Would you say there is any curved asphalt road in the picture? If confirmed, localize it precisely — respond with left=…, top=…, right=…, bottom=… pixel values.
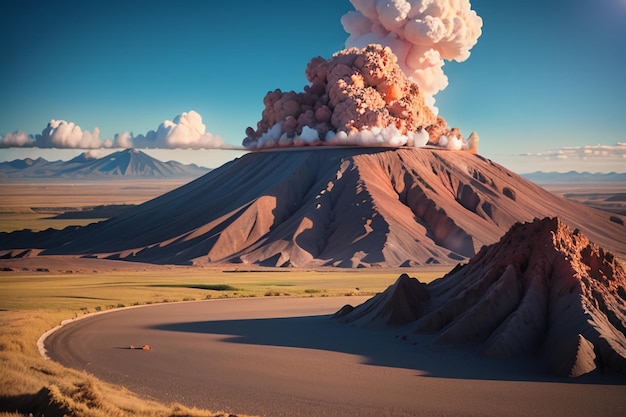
left=45, top=297, right=626, bottom=417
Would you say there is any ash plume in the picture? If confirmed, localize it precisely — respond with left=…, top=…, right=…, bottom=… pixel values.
left=243, top=1, right=482, bottom=151
left=342, top=0, right=483, bottom=111
left=243, top=45, right=474, bottom=150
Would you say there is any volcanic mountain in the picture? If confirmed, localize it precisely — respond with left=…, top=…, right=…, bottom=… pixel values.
left=1, top=148, right=625, bottom=266
left=336, top=217, right=626, bottom=377
left=0, top=148, right=209, bottom=179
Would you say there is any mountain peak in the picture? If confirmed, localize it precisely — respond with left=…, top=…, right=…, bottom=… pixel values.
left=117, top=148, right=141, bottom=155
left=334, top=273, right=430, bottom=326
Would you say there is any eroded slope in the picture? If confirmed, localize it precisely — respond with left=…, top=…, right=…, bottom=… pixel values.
left=1, top=148, right=624, bottom=267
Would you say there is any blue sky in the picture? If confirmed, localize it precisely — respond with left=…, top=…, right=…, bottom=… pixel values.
left=1, top=0, right=625, bottom=172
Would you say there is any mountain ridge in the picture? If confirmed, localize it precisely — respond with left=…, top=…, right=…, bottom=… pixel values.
left=0, top=149, right=209, bottom=179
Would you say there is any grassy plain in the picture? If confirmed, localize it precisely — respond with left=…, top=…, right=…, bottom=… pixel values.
left=0, top=260, right=448, bottom=417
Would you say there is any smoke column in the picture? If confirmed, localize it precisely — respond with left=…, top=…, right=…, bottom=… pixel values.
left=342, top=0, right=483, bottom=111
left=243, top=1, right=482, bottom=150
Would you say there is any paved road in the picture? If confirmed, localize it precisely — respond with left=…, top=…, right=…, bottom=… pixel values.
left=46, top=297, right=626, bottom=417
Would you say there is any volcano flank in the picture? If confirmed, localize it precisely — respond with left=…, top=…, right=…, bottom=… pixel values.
left=1, top=147, right=625, bottom=267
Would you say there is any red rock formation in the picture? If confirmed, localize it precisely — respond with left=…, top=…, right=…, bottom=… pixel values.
left=335, top=273, right=430, bottom=326
left=337, top=217, right=626, bottom=377
left=243, top=45, right=469, bottom=149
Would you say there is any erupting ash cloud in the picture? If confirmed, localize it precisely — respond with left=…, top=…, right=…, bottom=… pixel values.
left=342, top=0, right=483, bottom=111
left=244, top=44, right=477, bottom=151
left=243, top=1, right=482, bottom=151
left=244, top=44, right=435, bottom=149
left=0, top=111, right=224, bottom=150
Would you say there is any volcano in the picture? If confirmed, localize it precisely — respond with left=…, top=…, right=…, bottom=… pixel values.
left=336, top=217, right=626, bottom=377
left=1, top=147, right=625, bottom=267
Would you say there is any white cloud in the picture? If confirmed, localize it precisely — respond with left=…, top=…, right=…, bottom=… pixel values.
left=0, top=131, right=34, bottom=148
left=120, top=111, right=225, bottom=149
left=34, top=120, right=103, bottom=149
left=112, top=131, right=133, bottom=148
left=83, top=149, right=110, bottom=159
left=252, top=124, right=454, bottom=149
left=494, top=143, right=626, bottom=173
left=521, top=143, right=626, bottom=161
left=0, top=110, right=225, bottom=150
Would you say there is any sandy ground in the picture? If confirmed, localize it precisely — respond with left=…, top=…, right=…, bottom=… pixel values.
left=45, top=297, right=626, bottom=417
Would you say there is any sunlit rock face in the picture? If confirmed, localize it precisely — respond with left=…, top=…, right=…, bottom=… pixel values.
left=243, top=45, right=468, bottom=150
left=337, top=217, right=626, bottom=377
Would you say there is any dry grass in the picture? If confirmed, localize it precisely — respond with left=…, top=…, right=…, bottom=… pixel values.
left=0, top=309, right=247, bottom=417
left=0, top=262, right=448, bottom=417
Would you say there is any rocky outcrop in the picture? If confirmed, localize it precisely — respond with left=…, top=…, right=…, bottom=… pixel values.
left=337, top=217, right=626, bottom=377
left=334, top=273, right=430, bottom=326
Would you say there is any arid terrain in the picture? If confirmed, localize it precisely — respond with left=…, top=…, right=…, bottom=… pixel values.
left=1, top=175, right=624, bottom=236
left=0, top=154, right=625, bottom=417
left=2, top=0, right=623, bottom=415
left=44, top=295, right=626, bottom=417
left=0, top=260, right=442, bottom=417
left=338, top=217, right=626, bottom=377
left=2, top=149, right=625, bottom=267
left=539, top=182, right=626, bottom=216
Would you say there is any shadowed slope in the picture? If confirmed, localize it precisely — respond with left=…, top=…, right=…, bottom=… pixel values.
left=335, top=273, right=431, bottom=326
left=337, top=217, right=626, bottom=377
left=1, top=148, right=624, bottom=267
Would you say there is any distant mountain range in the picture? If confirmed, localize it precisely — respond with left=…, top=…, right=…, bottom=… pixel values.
left=522, top=171, right=626, bottom=183
left=0, top=149, right=210, bottom=179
